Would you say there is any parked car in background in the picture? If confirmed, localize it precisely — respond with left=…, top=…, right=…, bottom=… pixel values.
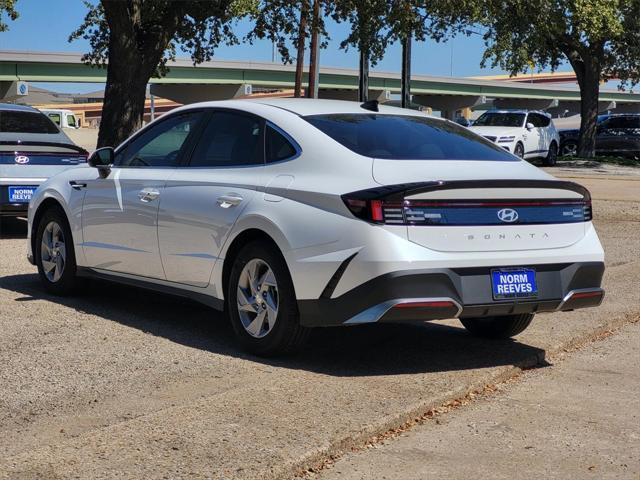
left=40, top=108, right=81, bottom=130
left=559, top=113, right=640, bottom=158
left=0, top=103, right=88, bottom=217
left=469, top=110, right=560, bottom=166
left=27, top=99, right=604, bottom=356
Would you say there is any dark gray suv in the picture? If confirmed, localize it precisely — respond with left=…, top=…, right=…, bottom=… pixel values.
left=559, top=114, right=640, bottom=158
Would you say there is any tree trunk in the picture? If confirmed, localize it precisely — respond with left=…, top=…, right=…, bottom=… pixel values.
left=307, top=0, right=320, bottom=99
left=97, top=0, right=182, bottom=148
left=294, top=1, right=309, bottom=98
left=576, top=69, right=600, bottom=157
left=97, top=50, right=150, bottom=148
left=570, top=52, right=601, bottom=158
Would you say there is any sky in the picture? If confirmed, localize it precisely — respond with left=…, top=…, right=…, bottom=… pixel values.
left=0, top=0, right=547, bottom=94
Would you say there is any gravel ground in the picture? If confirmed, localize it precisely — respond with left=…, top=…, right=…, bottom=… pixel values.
left=0, top=170, right=638, bottom=479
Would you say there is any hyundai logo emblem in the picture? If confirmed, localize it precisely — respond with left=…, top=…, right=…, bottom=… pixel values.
left=497, top=208, right=519, bottom=223
left=14, top=155, right=30, bottom=164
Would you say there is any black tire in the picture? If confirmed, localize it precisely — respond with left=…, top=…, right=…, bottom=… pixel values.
left=459, top=313, right=534, bottom=339
left=560, top=140, right=578, bottom=157
left=227, top=240, right=310, bottom=356
left=543, top=142, right=558, bottom=166
left=514, top=142, right=525, bottom=158
left=34, top=206, right=78, bottom=295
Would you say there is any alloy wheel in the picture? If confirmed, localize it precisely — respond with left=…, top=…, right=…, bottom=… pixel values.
left=515, top=143, right=524, bottom=158
left=41, top=221, right=66, bottom=282
left=236, top=258, right=279, bottom=338
left=561, top=142, right=577, bottom=156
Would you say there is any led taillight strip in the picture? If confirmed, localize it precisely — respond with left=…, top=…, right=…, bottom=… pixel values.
left=342, top=180, right=594, bottom=226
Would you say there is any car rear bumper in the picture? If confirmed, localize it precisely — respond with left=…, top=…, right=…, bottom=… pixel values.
left=297, top=261, right=605, bottom=327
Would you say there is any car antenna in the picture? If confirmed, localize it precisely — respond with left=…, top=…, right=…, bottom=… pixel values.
left=360, top=100, right=379, bottom=112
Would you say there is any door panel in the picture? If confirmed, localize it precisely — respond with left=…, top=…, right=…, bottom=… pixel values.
left=80, top=110, right=205, bottom=279
left=158, top=110, right=265, bottom=288
left=158, top=170, right=260, bottom=286
left=81, top=168, right=169, bottom=278
left=523, top=114, right=544, bottom=156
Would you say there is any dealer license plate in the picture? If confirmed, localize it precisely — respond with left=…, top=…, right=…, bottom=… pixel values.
left=8, top=186, right=36, bottom=203
left=491, top=268, right=537, bottom=300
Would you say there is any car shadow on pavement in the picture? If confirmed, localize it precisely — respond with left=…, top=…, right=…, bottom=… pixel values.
left=0, top=273, right=548, bottom=377
left=0, top=218, right=28, bottom=239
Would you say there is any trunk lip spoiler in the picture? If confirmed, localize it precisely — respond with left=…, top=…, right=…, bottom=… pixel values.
left=343, top=179, right=591, bottom=203
left=0, top=140, right=88, bottom=155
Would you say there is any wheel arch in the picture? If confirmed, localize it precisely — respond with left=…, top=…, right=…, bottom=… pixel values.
left=31, top=197, right=67, bottom=260
left=220, top=228, right=293, bottom=305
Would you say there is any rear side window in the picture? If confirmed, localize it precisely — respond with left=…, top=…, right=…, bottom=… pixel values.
left=305, top=114, right=517, bottom=161
left=0, top=111, right=59, bottom=134
left=190, top=111, right=263, bottom=167
left=528, top=113, right=550, bottom=128
left=266, top=124, right=297, bottom=162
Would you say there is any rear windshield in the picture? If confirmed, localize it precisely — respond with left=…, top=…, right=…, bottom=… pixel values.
left=304, top=114, right=517, bottom=161
left=0, top=110, right=60, bottom=134
left=473, top=112, right=526, bottom=127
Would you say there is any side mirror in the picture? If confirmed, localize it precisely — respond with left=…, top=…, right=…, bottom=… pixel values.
left=88, top=147, right=114, bottom=177
left=88, top=147, right=114, bottom=168
left=526, top=122, right=535, bottom=130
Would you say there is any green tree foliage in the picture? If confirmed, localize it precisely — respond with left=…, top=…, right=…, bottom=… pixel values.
left=70, top=0, right=253, bottom=147
left=0, top=0, right=18, bottom=32
left=478, top=0, right=640, bottom=157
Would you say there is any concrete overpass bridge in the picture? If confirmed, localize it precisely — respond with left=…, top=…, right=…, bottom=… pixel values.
left=1, top=50, right=638, bottom=118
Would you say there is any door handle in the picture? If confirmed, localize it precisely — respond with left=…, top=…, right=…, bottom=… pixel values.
left=69, top=181, right=87, bottom=190
left=217, top=194, right=243, bottom=208
left=138, top=188, right=160, bottom=203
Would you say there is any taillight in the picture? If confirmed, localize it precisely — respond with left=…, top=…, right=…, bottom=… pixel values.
left=342, top=182, right=593, bottom=226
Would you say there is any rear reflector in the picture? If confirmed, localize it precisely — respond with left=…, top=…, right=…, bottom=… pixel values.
left=394, top=300, right=456, bottom=309
left=558, top=288, right=604, bottom=311
left=569, top=290, right=603, bottom=300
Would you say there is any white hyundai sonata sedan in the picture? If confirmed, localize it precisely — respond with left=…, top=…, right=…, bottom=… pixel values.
left=27, top=99, right=605, bottom=355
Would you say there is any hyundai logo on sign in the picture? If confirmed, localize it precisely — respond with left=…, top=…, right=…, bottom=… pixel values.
left=497, top=208, right=519, bottom=223
left=14, top=155, right=30, bottom=164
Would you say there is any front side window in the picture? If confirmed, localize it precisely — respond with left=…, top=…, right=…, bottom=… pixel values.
left=189, top=111, right=263, bottom=167
left=67, top=115, right=77, bottom=128
left=0, top=111, right=59, bottom=134
left=473, top=112, right=526, bottom=127
left=47, top=113, right=62, bottom=126
left=118, top=112, right=202, bottom=167
left=266, top=124, right=298, bottom=162
left=305, top=114, right=517, bottom=161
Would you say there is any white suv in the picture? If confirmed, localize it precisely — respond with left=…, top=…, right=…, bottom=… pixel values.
left=469, top=110, right=560, bottom=166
